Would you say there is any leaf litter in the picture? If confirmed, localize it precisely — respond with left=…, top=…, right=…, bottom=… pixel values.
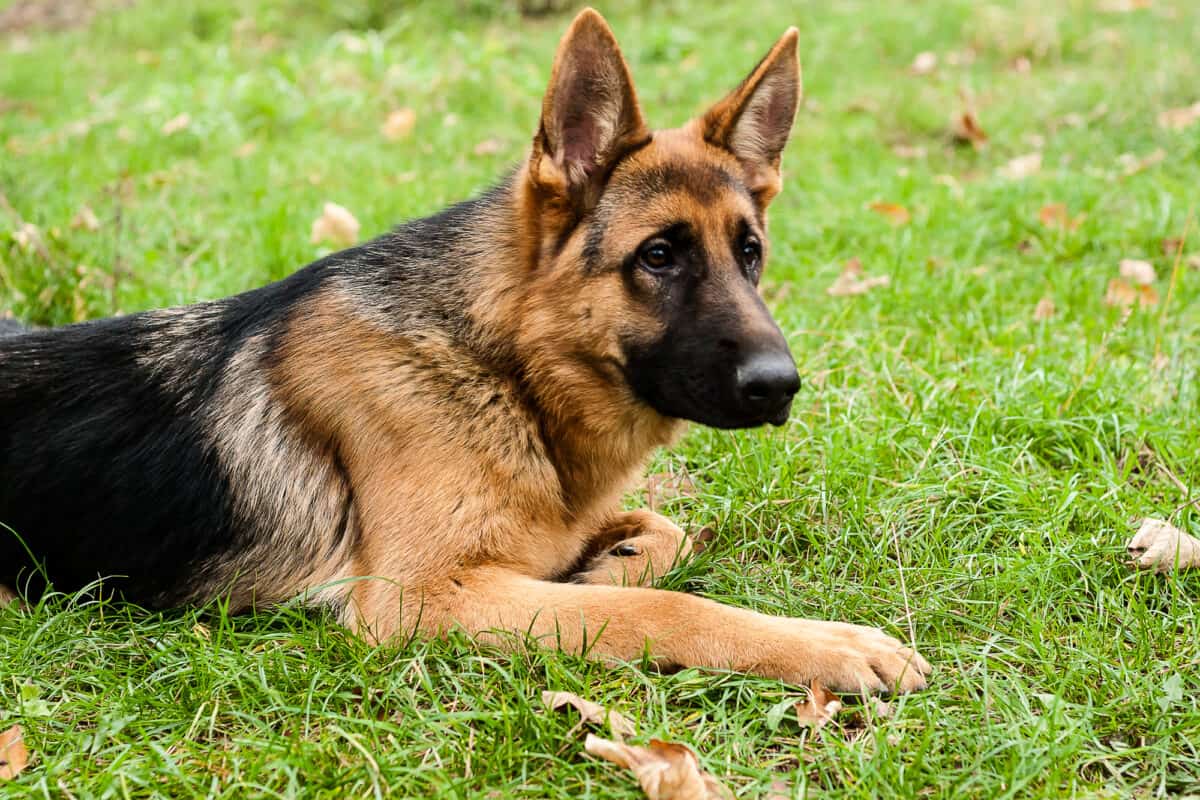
left=0, top=725, right=28, bottom=780
left=827, top=257, right=890, bottom=297
left=585, top=735, right=733, bottom=800
left=542, top=691, right=636, bottom=741
left=310, top=202, right=360, bottom=247
left=1128, top=518, right=1200, bottom=572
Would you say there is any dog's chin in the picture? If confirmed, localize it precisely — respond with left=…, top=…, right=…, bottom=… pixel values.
left=646, top=398, right=794, bottom=430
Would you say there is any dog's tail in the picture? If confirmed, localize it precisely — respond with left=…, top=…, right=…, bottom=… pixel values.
left=0, top=318, right=28, bottom=337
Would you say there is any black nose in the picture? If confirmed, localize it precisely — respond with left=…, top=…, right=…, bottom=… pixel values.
left=735, top=350, right=800, bottom=424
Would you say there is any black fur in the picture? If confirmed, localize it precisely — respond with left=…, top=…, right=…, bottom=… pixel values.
left=0, top=184, right=513, bottom=605
left=0, top=262, right=330, bottom=603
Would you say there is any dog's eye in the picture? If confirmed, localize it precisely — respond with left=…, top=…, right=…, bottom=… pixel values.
left=741, top=238, right=762, bottom=269
left=613, top=543, right=640, bottom=557
left=638, top=240, right=674, bottom=273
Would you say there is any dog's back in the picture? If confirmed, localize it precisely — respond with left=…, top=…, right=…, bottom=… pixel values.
left=0, top=260, right=346, bottom=606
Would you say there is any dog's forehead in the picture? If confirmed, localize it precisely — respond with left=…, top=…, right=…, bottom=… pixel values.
left=586, top=130, right=760, bottom=251
left=609, top=129, right=752, bottom=205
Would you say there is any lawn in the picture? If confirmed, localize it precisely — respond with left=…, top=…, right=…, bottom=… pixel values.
left=2, top=0, right=1200, bottom=796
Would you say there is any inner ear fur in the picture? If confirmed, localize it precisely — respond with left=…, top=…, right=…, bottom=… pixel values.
left=528, top=8, right=650, bottom=212
left=698, top=28, right=802, bottom=205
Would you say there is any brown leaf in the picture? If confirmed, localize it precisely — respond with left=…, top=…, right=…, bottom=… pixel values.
left=473, top=138, right=505, bottom=156
left=999, top=152, right=1042, bottom=180
left=1118, top=148, right=1165, bottom=176
left=1127, top=517, right=1200, bottom=572
left=764, top=779, right=793, bottom=800
left=70, top=204, right=100, bottom=232
left=827, top=258, right=891, bottom=297
left=0, top=725, right=28, bottom=780
left=1099, top=0, right=1152, bottom=11
left=585, top=734, right=733, bottom=800
left=160, top=113, right=190, bottom=135
left=868, top=201, right=911, bottom=225
left=1157, top=101, right=1200, bottom=131
left=951, top=95, right=989, bottom=150
left=1104, top=278, right=1157, bottom=308
left=310, top=202, right=360, bottom=247
left=892, top=143, right=926, bottom=159
left=381, top=108, right=416, bottom=141
left=542, top=691, right=637, bottom=741
left=12, top=222, right=42, bottom=253
left=1118, top=258, right=1156, bottom=286
left=1033, top=296, right=1056, bottom=320
left=1161, top=237, right=1185, bottom=258
left=909, top=51, right=937, bottom=76
left=645, top=471, right=697, bottom=513
left=1038, top=203, right=1084, bottom=231
left=794, top=680, right=843, bottom=730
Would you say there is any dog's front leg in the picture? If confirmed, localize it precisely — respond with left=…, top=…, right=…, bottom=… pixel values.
left=416, top=567, right=930, bottom=694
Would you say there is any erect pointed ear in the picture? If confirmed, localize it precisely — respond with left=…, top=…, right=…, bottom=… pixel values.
left=529, top=8, right=649, bottom=211
left=698, top=28, right=801, bottom=206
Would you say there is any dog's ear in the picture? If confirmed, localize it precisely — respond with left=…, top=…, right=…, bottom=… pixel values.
left=698, top=28, right=801, bottom=206
left=529, top=8, right=649, bottom=212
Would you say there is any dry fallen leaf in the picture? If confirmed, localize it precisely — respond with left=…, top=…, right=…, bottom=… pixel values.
left=951, top=94, right=989, bottom=150
left=234, top=141, right=258, bottom=158
left=765, top=779, right=793, bottom=800
left=473, top=138, right=505, bottom=157
left=70, top=204, right=100, bottom=232
left=910, top=51, right=937, bottom=76
left=1119, top=258, right=1156, bottom=286
left=1128, top=518, right=1200, bottom=572
left=645, top=471, right=697, bottom=513
left=12, top=222, right=41, bottom=252
left=892, top=143, right=926, bottom=159
left=585, top=734, right=733, bottom=800
left=0, top=725, right=28, bottom=780
left=794, top=680, right=843, bottom=731
left=160, top=113, right=190, bottom=135
left=827, top=257, right=891, bottom=297
left=542, top=691, right=637, bottom=741
left=868, top=201, right=911, bottom=225
left=1118, top=148, right=1166, bottom=176
left=381, top=108, right=416, bottom=141
left=310, top=202, right=360, bottom=248
left=999, top=152, right=1042, bottom=180
left=1033, top=296, right=1056, bottom=320
left=1158, top=101, right=1200, bottom=131
left=1099, top=0, right=1152, bottom=11
left=1105, top=278, right=1158, bottom=308
left=1038, top=203, right=1084, bottom=231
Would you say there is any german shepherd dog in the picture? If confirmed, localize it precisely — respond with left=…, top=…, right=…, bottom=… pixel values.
left=1, top=10, right=929, bottom=694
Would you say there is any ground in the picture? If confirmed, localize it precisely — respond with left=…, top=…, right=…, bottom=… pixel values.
left=2, top=0, right=1199, bottom=797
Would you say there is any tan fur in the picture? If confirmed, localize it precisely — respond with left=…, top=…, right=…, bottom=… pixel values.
left=238, top=9, right=928, bottom=693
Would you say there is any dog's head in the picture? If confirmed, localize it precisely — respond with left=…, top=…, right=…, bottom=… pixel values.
left=517, top=9, right=801, bottom=430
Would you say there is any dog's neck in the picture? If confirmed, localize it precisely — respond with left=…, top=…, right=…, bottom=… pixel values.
left=452, top=166, right=683, bottom=519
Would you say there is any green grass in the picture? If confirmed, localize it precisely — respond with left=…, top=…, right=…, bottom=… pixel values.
left=3, top=0, right=1200, bottom=796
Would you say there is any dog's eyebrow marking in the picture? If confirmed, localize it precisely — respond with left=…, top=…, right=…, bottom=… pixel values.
left=624, top=162, right=739, bottom=204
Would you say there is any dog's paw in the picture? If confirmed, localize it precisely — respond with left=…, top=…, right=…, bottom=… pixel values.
left=572, top=511, right=704, bottom=587
left=773, top=619, right=931, bottom=695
